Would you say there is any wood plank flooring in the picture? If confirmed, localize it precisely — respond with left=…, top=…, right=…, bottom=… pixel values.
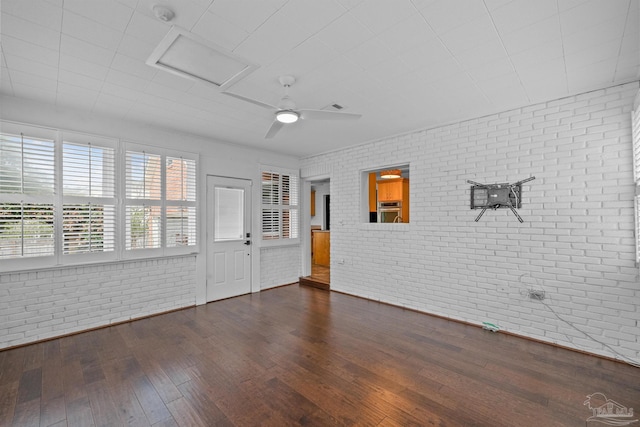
left=1, top=284, right=639, bottom=426
left=299, top=264, right=330, bottom=290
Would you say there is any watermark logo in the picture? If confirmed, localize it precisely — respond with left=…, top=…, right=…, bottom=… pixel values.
left=584, top=392, right=637, bottom=426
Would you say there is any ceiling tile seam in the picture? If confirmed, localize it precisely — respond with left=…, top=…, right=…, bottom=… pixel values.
left=55, top=4, right=66, bottom=106
left=95, top=9, right=156, bottom=116
left=1, top=8, right=62, bottom=34
left=276, top=23, right=349, bottom=71
left=189, top=0, right=217, bottom=33
left=1, top=47, right=15, bottom=96
left=2, top=13, right=61, bottom=58
left=54, top=2, right=64, bottom=106
left=56, top=34, right=116, bottom=69
left=612, top=0, right=634, bottom=84
left=235, top=2, right=350, bottom=68
left=477, top=0, right=531, bottom=105
left=230, top=0, right=293, bottom=55
left=61, top=1, right=135, bottom=32
left=556, top=0, right=570, bottom=95
left=409, top=0, right=494, bottom=106
left=61, top=9, right=126, bottom=51
left=203, top=11, right=254, bottom=55
left=1, top=35, right=55, bottom=70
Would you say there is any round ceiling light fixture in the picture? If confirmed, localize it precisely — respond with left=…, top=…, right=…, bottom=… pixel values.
left=276, top=110, right=299, bottom=124
left=380, top=169, right=402, bottom=179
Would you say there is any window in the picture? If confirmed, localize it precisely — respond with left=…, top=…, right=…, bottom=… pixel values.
left=0, top=121, right=198, bottom=271
left=62, top=134, right=116, bottom=255
left=214, top=187, right=244, bottom=241
left=125, top=150, right=162, bottom=250
left=0, top=129, right=56, bottom=259
left=261, top=169, right=299, bottom=243
left=363, top=165, right=410, bottom=224
left=125, top=146, right=197, bottom=252
left=165, top=156, right=197, bottom=247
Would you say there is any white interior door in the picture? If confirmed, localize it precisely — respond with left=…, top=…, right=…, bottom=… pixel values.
left=206, top=176, right=252, bottom=302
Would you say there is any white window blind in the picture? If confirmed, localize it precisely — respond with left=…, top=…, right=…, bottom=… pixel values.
left=63, top=142, right=115, bottom=197
left=632, top=104, right=640, bottom=262
left=125, top=149, right=198, bottom=251
left=0, top=132, right=56, bottom=259
left=126, top=150, right=163, bottom=250
left=62, top=139, right=116, bottom=254
left=166, top=156, right=196, bottom=247
left=63, top=204, right=115, bottom=253
left=282, top=173, right=299, bottom=239
left=0, top=122, right=199, bottom=270
left=126, top=151, right=162, bottom=200
left=0, top=132, right=55, bottom=195
left=125, top=205, right=162, bottom=249
left=0, top=203, right=55, bottom=258
left=261, top=169, right=299, bottom=242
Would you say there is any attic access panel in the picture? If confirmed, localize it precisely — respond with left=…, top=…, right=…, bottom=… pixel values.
left=146, top=26, right=258, bottom=90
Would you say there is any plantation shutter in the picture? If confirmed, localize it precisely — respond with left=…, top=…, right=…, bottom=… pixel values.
left=62, top=138, right=116, bottom=254
left=1, top=121, right=200, bottom=269
left=632, top=103, right=640, bottom=262
left=166, top=156, right=197, bottom=247
left=262, top=172, right=280, bottom=240
left=0, top=132, right=56, bottom=258
left=261, top=169, right=299, bottom=242
left=125, top=150, right=163, bottom=250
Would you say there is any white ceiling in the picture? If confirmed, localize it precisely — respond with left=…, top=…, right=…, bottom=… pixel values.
left=1, top=0, right=638, bottom=157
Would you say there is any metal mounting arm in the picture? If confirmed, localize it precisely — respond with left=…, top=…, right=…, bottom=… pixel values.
left=468, top=176, right=535, bottom=223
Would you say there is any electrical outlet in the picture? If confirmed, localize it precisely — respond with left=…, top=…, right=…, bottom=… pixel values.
left=528, top=290, right=545, bottom=300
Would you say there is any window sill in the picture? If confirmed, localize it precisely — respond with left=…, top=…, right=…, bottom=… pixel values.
left=259, top=239, right=300, bottom=249
left=359, top=222, right=411, bottom=231
left=0, top=251, right=199, bottom=274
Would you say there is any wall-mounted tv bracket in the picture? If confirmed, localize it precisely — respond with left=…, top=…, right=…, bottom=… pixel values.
left=467, top=176, right=535, bottom=223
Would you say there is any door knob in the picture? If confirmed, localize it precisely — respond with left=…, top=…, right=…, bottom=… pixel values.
left=244, top=240, right=251, bottom=245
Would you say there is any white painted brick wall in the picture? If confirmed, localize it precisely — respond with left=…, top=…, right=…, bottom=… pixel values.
left=0, top=255, right=196, bottom=349
left=301, top=82, right=640, bottom=363
left=260, top=246, right=300, bottom=289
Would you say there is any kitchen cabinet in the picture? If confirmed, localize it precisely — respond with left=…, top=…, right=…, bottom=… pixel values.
left=377, top=178, right=408, bottom=202
left=312, top=230, right=330, bottom=266
left=377, top=178, right=410, bottom=223
left=311, top=190, right=316, bottom=216
left=377, top=178, right=409, bottom=202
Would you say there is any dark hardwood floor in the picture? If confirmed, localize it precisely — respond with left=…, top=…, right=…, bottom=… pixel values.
left=300, top=264, right=330, bottom=290
left=1, top=284, right=639, bottom=426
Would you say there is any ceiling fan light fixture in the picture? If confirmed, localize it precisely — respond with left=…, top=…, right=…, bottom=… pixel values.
left=276, top=110, right=299, bottom=124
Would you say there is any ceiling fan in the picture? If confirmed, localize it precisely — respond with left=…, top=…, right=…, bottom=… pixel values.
left=223, top=75, right=362, bottom=138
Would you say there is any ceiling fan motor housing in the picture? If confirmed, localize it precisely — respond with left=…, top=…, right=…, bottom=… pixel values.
left=278, top=95, right=296, bottom=110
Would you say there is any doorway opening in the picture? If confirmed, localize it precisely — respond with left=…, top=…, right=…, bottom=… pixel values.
left=300, top=179, right=330, bottom=290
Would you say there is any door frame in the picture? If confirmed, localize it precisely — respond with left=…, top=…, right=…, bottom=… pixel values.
left=206, top=174, right=257, bottom=301
left=301, top=174, right=330, bottom=278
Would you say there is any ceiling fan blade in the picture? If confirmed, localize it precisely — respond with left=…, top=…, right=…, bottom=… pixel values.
left=299, top=109, right=362, bottom=121
left=265, top=120, right=284, bottom=139
left=222, top=91, right=278, bottom=110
